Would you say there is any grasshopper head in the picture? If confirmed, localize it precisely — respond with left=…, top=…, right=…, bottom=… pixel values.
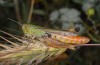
left=22, top=24, right=47, bottom=37
left=22, top=24, right=34, bottom=37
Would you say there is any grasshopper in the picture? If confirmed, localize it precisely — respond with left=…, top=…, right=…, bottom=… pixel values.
left=7, top=18, right=90, bottom=48
left=22, top=23, right=90, bottom=48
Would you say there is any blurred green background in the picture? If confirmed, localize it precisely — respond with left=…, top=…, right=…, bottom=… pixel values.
left=0, top=0, right=100, bottom=65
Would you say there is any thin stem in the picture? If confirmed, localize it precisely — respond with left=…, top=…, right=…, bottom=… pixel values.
left=27, top=0, right=34, bottom=23
left=76, top=44, right=100, bottom=47
left=80, top=20, right=95, bottom=33
left=87, top=17, right=99, bottom=34
left=87, top=31, right=100, bottom=43
left=13, top=0, right=22, bottom=22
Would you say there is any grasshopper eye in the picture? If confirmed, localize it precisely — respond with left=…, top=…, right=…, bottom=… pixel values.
left=75, top=27, right=80, bottom=32
left=45, top=33, right=51, bottom=37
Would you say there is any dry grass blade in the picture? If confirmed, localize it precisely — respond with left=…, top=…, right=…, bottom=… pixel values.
left=0, top=35, right=19, bottom=46
left=0, top=30, right=67, bottom=65
left=0, top=30, right=23, bottom=42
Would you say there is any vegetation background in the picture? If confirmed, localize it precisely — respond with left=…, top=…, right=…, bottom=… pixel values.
left=0, top=0, right=100, bottom=65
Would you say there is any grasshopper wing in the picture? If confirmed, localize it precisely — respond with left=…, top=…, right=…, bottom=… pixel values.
left=44, top=38, right=75, bottom=49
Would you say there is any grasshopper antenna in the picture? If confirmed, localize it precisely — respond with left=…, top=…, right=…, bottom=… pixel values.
left=7, top=18, right=22, bottom=26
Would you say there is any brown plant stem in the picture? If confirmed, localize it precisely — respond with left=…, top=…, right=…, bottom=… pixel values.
left=13, top=0, right=22, bottom=22
left=27, top=0, right=34, bottom=23
left=76, top=44, right=100, bottom=47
